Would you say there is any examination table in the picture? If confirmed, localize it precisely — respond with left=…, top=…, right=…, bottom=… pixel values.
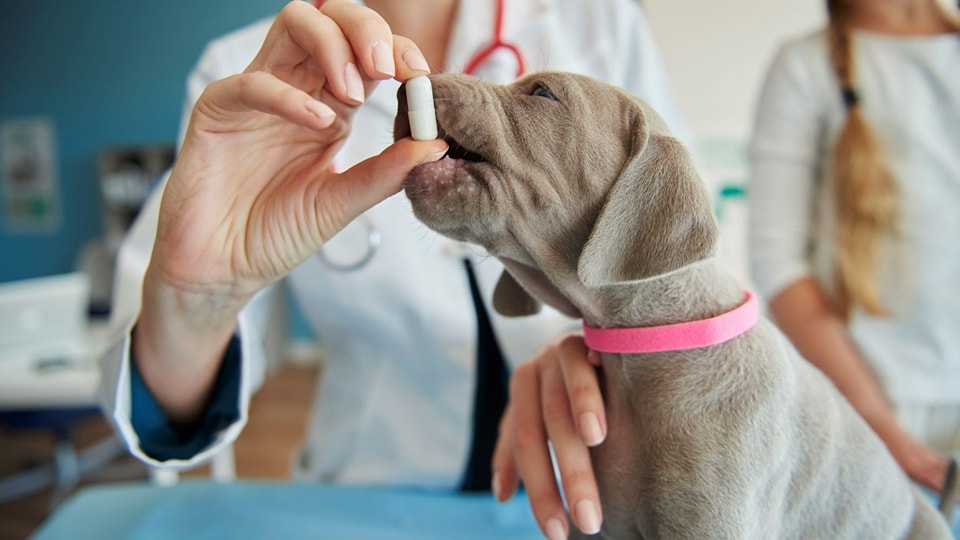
left=33, top=480, right=542, bottom=539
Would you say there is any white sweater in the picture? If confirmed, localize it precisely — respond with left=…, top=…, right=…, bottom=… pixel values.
left=748, top=29, right=960, bottom=406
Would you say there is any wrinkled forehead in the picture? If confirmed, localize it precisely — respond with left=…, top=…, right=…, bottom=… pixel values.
left=508, top=72, right=667, bottom=137
left=508, top=71, right=624, bottom=103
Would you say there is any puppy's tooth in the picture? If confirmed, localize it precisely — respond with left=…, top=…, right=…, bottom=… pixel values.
left=405, top=76, right=438, bottom=141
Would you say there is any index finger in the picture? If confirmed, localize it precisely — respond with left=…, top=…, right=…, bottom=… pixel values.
left=254, top=1, right=429, bottom=108
left=390, top=35, right=433, bottom=81
left=557, top=335, right=607, bottom=447
left=252, top=2, right=365, bottom=104
left=509, top=361, right=570, bottom=540
left=320, top=1, right=432, bottom=81
left=320, top=0, right=398, bottom=78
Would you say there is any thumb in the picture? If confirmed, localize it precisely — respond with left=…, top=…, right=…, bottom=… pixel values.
left=318, top=137, right=448, bottom=237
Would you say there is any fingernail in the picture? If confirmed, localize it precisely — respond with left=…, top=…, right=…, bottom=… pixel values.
left=402, top=48, right=431, bottom=73
left=580, top=412, right=605, bottom=446
left=575, top=500, right=602, bottom=535
left=344, top=62, right=365, bottom=103
left=587, top=350, right=602, bottom=366
left=544, top=517, right=566, bottom=540
left=491, top=472, right=502, bottom=501
left=371, top=40, right=395, bottom=77
left=305, top=99, right=335, bottom=126
left=418, top=142, right=448, bottom=164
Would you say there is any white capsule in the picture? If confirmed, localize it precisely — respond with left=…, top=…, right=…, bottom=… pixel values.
left=405, top=75, right=438, bottom=141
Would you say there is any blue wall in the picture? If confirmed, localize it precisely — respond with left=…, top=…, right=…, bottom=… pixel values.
left=0, top=0, right=286, bottom=283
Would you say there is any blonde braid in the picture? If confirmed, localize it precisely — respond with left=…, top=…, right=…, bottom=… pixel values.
left=826, top=0, right=899, bottom=319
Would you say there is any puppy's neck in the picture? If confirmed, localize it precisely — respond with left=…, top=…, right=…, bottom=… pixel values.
left=573, top=258, right=745, bottom=329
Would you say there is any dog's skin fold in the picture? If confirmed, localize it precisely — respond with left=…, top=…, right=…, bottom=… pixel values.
left=396, top=72, right=952, bottom=539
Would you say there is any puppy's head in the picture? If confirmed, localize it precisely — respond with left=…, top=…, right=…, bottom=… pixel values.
left=395, top=72, right=717, bottom=319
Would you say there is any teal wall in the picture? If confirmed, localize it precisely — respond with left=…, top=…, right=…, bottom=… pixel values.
left=0, top=0, right=286, bottom=283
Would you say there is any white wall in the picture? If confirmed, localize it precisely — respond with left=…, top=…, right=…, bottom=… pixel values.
left=644, top=0, right=825, bottom=141
left=643, top=0, right=825, bottom=286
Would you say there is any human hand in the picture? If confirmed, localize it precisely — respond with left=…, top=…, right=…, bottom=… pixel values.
left=875, top=419, right=952, bottom=495
left=150, top=0, right=448, bottom=307
left=492, top=333, right=606, bottom=539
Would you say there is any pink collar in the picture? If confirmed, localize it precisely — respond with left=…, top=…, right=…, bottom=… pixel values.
left=582, top=291, right=759, bottom=354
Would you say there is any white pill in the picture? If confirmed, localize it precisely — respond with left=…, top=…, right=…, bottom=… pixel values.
left=405, top=76, right=438, bottom=141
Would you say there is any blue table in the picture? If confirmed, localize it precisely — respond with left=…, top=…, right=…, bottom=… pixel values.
left=33, top=481, right=543, bottom=539
left=35, top=479, right=959, bottom=538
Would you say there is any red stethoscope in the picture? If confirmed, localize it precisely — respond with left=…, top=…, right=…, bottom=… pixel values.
left=314, top=0, right=526, bottom=78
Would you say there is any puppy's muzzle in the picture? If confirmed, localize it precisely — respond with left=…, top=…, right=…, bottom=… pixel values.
left=394, top=80, right=486, bottom=163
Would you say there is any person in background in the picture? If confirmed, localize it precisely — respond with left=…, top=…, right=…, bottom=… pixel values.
left=748, top=0, right=960, bottom=530
left=97, top=1, right=688, bottom=538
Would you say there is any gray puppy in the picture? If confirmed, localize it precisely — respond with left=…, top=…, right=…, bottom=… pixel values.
left=395, top=72, right=952, bottom=539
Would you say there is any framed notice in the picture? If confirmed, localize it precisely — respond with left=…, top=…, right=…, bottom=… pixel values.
left=1, top=117, right=61, bottom=232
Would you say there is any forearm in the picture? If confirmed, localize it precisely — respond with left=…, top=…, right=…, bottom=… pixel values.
left=768, top=277, right=898, bottom=432
left=133, top=266, right=246, bottom=425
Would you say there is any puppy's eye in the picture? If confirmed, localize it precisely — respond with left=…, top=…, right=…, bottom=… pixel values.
left=530, top=84, right=558, bottom=101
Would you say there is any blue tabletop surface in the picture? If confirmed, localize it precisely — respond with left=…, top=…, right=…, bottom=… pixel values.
left=33, top=480, right=543, bottom=540
left=33, top=479, right=960, bottom=538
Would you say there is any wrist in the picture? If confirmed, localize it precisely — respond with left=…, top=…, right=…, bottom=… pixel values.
left=141, top=265, right=251, bottom=334
left=858, top=403, right=901, bottom=439
left=136, top=264, right=247, bottom=376
left=134, top=268, right=247, bottom=422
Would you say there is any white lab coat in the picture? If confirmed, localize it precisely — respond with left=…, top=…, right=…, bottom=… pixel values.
left=99, top=0, right=688, bottom=488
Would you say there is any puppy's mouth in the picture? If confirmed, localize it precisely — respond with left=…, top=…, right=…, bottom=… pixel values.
left=394, top=108, right=487, bottom=165
left=395, top=78, right=501, bottom=242
left=437, top=128, right=486, bottom=163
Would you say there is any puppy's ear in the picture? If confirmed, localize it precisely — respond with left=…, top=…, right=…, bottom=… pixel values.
left=578, top=120, right=717, bottom=286
left=494, top=260, right=582, bottom=319
left=493, top=271, right=541, bottom=317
